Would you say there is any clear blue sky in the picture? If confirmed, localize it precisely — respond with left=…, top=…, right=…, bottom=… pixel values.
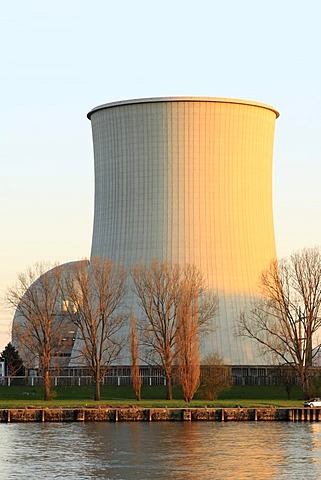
left=1, top=0, right=321, bottom=349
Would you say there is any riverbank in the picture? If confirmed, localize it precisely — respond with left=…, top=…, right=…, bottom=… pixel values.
left=0, top=406, right=319, bottom=422
left=0, top=385, right=305, bottom=409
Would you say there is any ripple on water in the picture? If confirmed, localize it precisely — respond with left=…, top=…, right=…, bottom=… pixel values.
left=1, top=422, right=321, bottom=479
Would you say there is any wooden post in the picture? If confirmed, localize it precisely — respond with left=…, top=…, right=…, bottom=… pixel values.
left=76, top=409, right=85, bottom=421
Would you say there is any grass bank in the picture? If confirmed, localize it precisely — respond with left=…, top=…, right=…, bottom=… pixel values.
left=0, top=385, right=305, bottom=409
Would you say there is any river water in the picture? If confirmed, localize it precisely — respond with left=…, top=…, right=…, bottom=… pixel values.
left=0, top=421, right=320, bottom=479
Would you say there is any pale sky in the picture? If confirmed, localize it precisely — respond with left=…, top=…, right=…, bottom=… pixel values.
left=1, top=0, right=321, bottom=350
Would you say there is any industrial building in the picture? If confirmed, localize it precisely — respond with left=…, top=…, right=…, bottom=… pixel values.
left=13, top=97, right=279, bottom=366
left=87, top=97, right=279, bottom=364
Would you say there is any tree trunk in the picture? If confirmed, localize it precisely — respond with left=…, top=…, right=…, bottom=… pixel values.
left=94, top=368, right=101, bottom=401
left=303, top=368, right=312, bottom=398
left=302, top=379, right=310, bottom=398
left=298, top=364, right=311, bottom=398
left=306, top=324, right=313, bottom=368
left=166, top=374, right=172, bottom=400
left=44, top=369, right=51, bottom=401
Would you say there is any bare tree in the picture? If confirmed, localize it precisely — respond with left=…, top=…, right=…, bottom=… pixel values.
left=175, top=278, right=201, bottom=402
left=237, top=247, right=321, bottom=397
left=130, top=314, right=142, bottom=401
left=131, top=260, right=218, bottom=400
left=8, top=263, right=64, bottom=400
left=63, top=257, right=127, bottom=401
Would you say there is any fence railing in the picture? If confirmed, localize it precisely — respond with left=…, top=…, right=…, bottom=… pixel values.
left=0, top=364, right=303, bottom=387
left=0, top=375, right=167, bottom=387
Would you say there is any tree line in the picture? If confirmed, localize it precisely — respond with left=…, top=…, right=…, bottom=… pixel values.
left=7, top=258, right=219, bottom=402
left=8, top=247, right=321, bottom=402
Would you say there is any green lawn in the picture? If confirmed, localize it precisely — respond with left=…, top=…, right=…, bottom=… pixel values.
left=0, top=385, right=305, bottom=409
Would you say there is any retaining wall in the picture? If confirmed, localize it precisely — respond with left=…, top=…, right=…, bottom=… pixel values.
left=0, top=407, right=320, bottom=423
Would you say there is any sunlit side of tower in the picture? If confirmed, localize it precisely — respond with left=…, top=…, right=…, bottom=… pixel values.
left=87, top=97, right=279, bottom=364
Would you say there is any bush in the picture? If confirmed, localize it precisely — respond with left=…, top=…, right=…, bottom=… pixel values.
left=200, top=354, right=232, bottom=400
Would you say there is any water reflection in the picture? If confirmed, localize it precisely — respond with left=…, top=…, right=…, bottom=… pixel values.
left=1, top=422, right=321, bottom=479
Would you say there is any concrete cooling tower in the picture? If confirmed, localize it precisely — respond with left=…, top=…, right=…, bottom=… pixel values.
left=87, top=97, right=279, bottom=365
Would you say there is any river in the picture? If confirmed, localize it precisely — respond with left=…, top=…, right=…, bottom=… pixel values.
left=0, top=422, right=320, bottom=479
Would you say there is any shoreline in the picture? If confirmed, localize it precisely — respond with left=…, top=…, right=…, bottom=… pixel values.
left=0, top=407, right=319, bottom=423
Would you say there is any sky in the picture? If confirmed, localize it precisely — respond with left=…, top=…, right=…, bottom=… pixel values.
left=1, top=0, right=321, bottom=350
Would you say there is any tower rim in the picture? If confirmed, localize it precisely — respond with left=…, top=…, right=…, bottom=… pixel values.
left=87, top=96, right=279, bottom=120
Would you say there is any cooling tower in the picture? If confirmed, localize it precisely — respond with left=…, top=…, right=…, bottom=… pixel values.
left=87, top=97, right=279, bottom=364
